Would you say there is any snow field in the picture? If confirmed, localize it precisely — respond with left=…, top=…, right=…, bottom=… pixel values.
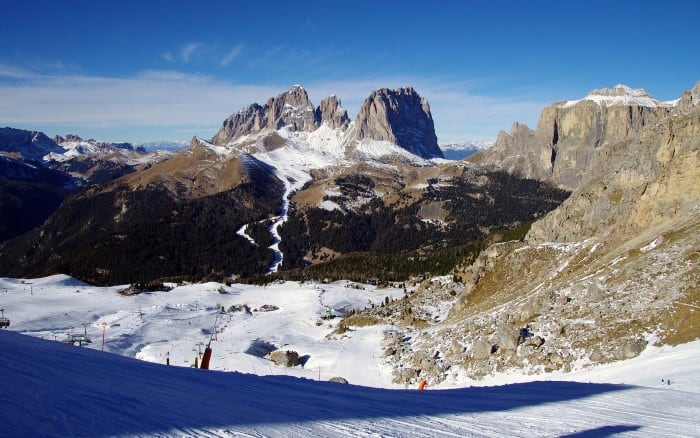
left=1, top=274, right=699, bottom=436
left=1, top=275, right=406, bottom=387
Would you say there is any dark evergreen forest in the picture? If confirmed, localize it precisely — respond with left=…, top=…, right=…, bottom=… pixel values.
left=278, top=169, right=568, bottom=281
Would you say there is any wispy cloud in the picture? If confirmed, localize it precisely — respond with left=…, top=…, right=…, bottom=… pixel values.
left=221, top=43, right=245, bottom=66
left=0, top=63, right=38, bottom=79
left=248, top=45, right=285, bottom=68
left=180, top=42, right=201, bottom=63
left=0, top=64, right=547, bottom=143
left=0, top=68, right=281, bottom=141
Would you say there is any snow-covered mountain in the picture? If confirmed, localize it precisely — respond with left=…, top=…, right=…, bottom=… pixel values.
left=136, top=140, right=189, bottom=152
left=561, top=84, right=678, bottom=108
left=50, top=134, right=148, bottom=162
left=440, top=140, right=494, bottom=160
left=0, top=128, right=175, bottom=243
left=1, top=275, right=698, bottom=437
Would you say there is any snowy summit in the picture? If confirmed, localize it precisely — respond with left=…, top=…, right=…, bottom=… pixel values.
left=562, top=84, right=678, bottom=108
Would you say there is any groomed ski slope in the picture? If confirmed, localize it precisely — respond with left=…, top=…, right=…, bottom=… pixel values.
left=0, top=274, right=698, bottom=436
left=1, top=330, right=698, bottom=437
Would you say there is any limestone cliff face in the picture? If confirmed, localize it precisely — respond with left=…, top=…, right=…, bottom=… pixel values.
left=527, top=103, right=700, bottom=244
left=538, top=97, right=671, bottom=189
left=315, top=95, right=350, bottom=130
left=211, top=85, right=318, bottom=145
left=354, top=87, right=443, bottom=159
left=676, top=80, right=700, bottom=113
left=469, top=122, right=551, bottom=181
left=472, top=85, right=676, bottom=190
left=211, top=103, right=267, bottom=145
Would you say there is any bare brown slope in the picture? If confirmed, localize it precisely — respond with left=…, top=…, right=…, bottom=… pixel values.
left=121, top=138, right=248, bottom=198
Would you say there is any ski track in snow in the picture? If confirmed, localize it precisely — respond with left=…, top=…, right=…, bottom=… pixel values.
left=266, top=169, right=299, bottom=273
left=236, top=224, right=257, bottom=247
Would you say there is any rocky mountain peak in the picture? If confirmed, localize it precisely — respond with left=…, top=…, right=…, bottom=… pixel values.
left=276, top=84, right=312, bottom=109
left=265, top=85, right=318, bottom=132
left=0, top=127, right=64, bottom=161
left=315, top=95, right=350, bottom=130
left=590, top=84, right=650, bottom=97
left=212, top=85, right=319, bottom=145
left=470, top=81, right=700, bottom=190
left=54, top=134, right=83, bottom=144
left=354, top=87, right=443, bottom=159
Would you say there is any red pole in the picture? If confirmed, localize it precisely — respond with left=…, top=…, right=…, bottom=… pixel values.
left=200, top=347, right=212, bottom=370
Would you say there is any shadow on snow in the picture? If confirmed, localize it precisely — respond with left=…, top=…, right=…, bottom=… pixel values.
left=1, top=331, right=636, bottom=436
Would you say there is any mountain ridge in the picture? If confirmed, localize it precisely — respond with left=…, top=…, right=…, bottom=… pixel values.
left=468, top=82, right=698, bottom=190
left=212, top=85, right=444, bottom=160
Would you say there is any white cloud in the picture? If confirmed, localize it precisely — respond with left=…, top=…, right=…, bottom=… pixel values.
left=0, top=66, right=548, bottom=143
left=221, top=44, right=244, bottom=66
left=0, top=69, right=280, bottom=140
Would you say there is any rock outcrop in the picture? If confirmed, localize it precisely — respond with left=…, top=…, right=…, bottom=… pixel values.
left=474, top=122, right=550, bottom=181
left=527, top=101, right=700, bottom=244
left=470, top=85, right=676, bottom=190
left=676, top=80, right=700, bottom=113
left=315, top=95, right=350, bottom=129
left=265, top=349, right=300, bottom=367
left=212, top=85, right=319, bottom=144
left=354, top=87, right=443, bottom=159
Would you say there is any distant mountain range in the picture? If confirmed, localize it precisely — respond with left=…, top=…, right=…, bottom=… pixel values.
left=439, top=141, right=494, bottom=160
left=0, top=85, right=566, bottom=284
left=136, top=140, right=190, bottom=152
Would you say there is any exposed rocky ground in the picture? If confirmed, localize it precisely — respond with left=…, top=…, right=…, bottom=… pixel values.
left=341, top=83, right=700, bottom=384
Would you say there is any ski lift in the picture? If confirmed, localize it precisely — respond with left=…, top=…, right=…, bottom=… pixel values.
left=0, top=309, right=9, bottom=328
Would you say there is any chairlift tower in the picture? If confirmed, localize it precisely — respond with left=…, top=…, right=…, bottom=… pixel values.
left=0, top=309, right=9, bottom=329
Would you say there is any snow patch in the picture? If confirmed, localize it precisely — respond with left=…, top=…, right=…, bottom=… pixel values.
left=562, top=84, right=676, bottom=108
left=641, top=236, right=664, bottom=252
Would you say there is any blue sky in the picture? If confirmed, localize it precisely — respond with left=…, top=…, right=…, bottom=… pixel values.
left=0, top=0, right=697, bottom=144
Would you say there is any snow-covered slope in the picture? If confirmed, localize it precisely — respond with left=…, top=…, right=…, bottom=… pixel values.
left=562, top=84, right=677, bottom=108
left=1, top=275, right=698, bottom=437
